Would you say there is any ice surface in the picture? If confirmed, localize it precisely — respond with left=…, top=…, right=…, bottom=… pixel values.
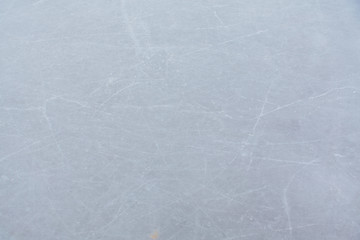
left=1, top=0, right=360, bottom=239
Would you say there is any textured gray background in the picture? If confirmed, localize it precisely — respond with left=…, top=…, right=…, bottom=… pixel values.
left=1, top=0, right=360, bottom=239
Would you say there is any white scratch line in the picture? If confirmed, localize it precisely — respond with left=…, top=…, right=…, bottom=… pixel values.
left=121, top=0, right=141, bottom=55
left=93, top=82, right=140, bottom=117
left=0, top=140, right=41, bottom=163
left=213, top=11, right=225, bottom=25
left=283, top=160, right=317, bottom=237
left=308, top=86, right=358, bottom=100
left=32, top=0, right=49, bottom=5
left=218, top=29, right=269, bottom=45
left=180, top=29, right=268, bottom=57
left=251, top=83, right=272, bottom=136
left=259, top=86, right=359, bottom=119
left=246, top=82, right=273, bottom=171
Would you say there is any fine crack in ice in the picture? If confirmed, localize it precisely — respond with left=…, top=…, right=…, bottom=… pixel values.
left=92, top=82, right=140, bottom=118
left=282, top=160, right=318, bottom=237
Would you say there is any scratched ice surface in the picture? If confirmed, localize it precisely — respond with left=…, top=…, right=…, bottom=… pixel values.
left=1, top=0, right=360, bottom=239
